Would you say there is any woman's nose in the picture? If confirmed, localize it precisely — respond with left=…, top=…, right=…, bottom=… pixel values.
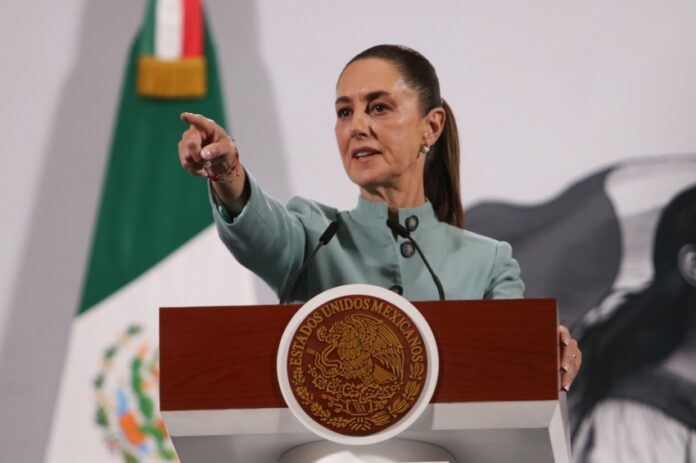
left=349, top=112, right=369, bottom=138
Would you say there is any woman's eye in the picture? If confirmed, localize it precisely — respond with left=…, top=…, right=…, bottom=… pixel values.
left=336, top=107, right=352, bottom=119
left=369, top=103, right=389, bottom=114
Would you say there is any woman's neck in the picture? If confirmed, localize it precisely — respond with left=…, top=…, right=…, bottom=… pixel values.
left=359, top=184, right=426, bottom=213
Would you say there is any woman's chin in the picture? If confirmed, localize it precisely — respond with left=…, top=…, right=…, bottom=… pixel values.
left=349, top=171, right=387, bottom=190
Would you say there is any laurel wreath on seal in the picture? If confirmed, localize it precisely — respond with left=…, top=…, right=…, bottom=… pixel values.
left=291, top=361, right=425, bottom=432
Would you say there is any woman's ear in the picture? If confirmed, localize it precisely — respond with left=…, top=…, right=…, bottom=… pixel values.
left=678, top=243, right=696, bottom=286
left=423, top=107, right=446, bottom=146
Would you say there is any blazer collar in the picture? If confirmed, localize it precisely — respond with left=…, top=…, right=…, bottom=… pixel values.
left=350, top=195, right=439, bottom=230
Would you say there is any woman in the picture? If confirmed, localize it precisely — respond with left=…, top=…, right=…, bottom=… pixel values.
left=571, top=185, right=696, bottom=462
left=178, top=44, right=581, bottom=390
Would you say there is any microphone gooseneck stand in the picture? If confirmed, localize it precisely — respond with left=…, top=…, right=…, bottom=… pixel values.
left=279, top=221, right=339, bottom=304
left=386, top=218, right=445, bottom=301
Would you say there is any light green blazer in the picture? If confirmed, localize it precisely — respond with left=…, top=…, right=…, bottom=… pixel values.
left=211, top=175, right=524, bottom=303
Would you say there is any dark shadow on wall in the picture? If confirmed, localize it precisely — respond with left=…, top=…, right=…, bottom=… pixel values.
left=0, top=3, right=140, bottom=461
left=0, top=1, right=288, bottom=461
left=207, top=0, right=292, bottom=304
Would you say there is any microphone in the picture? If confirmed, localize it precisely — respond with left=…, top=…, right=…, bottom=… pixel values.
left=279, top=221, right=340, bottom=304
left=386, top=218, right=445, bottom=301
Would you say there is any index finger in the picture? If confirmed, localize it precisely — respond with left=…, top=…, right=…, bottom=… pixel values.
left=181, top=112, right=218, bottom=138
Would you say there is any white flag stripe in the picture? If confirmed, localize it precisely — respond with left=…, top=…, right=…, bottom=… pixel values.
left=155, top=0, right=183, bottom=60
left=45, top=226, right=257, bottom=463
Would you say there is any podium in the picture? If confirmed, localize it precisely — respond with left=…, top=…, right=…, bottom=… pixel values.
left=160, top=298, right=570, bottom=462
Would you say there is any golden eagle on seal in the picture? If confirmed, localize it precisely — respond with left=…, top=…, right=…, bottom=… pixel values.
left=315, top=313, right=404, bottom=385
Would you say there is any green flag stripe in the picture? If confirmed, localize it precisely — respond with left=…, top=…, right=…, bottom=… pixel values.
left=79, top=18, right=226, bottom=314
left=139, top=0, right=157, bottom=56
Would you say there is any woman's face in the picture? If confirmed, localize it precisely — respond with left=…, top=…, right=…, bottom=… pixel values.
left=335, top=58, right=434, bottom=196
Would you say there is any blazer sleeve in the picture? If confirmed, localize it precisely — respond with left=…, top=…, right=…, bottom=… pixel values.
left=210, top=173, right=312, bottom=295
left=483, top=241, right=525, bottom=299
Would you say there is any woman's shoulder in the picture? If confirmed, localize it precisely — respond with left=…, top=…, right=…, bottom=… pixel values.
left=438, top=221, right=508, bottom=250
left=287, top=195, right=340, bottom=226
left=437, top=223, right=519, bottom=274
left=432, top=221, right=523, bottom=299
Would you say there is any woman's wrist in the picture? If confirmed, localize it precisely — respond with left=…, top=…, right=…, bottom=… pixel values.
left=210, top=164, right=249, bottom=216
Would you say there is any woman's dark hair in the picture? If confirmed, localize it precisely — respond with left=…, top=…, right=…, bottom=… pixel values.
left=345, top=45, right=465, bottom=228
left=570, top=185, right=696, bottom=433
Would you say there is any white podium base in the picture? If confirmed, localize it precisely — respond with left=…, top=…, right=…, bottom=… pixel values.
left=279, top=439, right=455, bottom=463
left=166, top=400, right=571, bottom=463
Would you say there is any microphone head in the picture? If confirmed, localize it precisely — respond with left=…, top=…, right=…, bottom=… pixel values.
left=319, top=220, right=340, bottom=245
left=386, top=218, right=410, bottom=238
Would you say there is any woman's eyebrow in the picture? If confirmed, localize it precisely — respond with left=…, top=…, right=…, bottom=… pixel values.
left=334, top=90, right=390, bottom=106
left=365, top=90, right=390, bottom=102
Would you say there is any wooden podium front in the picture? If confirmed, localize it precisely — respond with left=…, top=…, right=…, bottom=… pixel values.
left=160, top=299, right=570, bottom=462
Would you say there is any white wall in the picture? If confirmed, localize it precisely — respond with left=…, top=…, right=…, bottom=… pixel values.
left=1, top=1, right=696, bottom=461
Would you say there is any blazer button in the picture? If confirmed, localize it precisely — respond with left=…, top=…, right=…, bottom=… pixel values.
left=389, top=285, right=403, bottom=295
left=401, top=241, right=416, bottom=258
left=405, top=215, right=419, bottom=231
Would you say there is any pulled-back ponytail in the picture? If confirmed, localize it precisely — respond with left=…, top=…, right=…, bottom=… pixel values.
left=424, top=100, right=464, bottom=228
left=345, top=45, right=465, bottom=228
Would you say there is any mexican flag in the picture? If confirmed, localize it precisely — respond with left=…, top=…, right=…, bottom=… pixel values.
left=45, top=1, right=255, bottom=462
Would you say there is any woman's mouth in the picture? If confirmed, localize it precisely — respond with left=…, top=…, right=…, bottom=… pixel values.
left=352, top=148, right=381, bottom=159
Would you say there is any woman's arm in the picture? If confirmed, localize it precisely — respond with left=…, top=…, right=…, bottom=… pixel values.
left=178, top=112, right=308, bottom=295
left=211, top=173, right=313, bottom=296
left=483, top=241, right=524, bottom=299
